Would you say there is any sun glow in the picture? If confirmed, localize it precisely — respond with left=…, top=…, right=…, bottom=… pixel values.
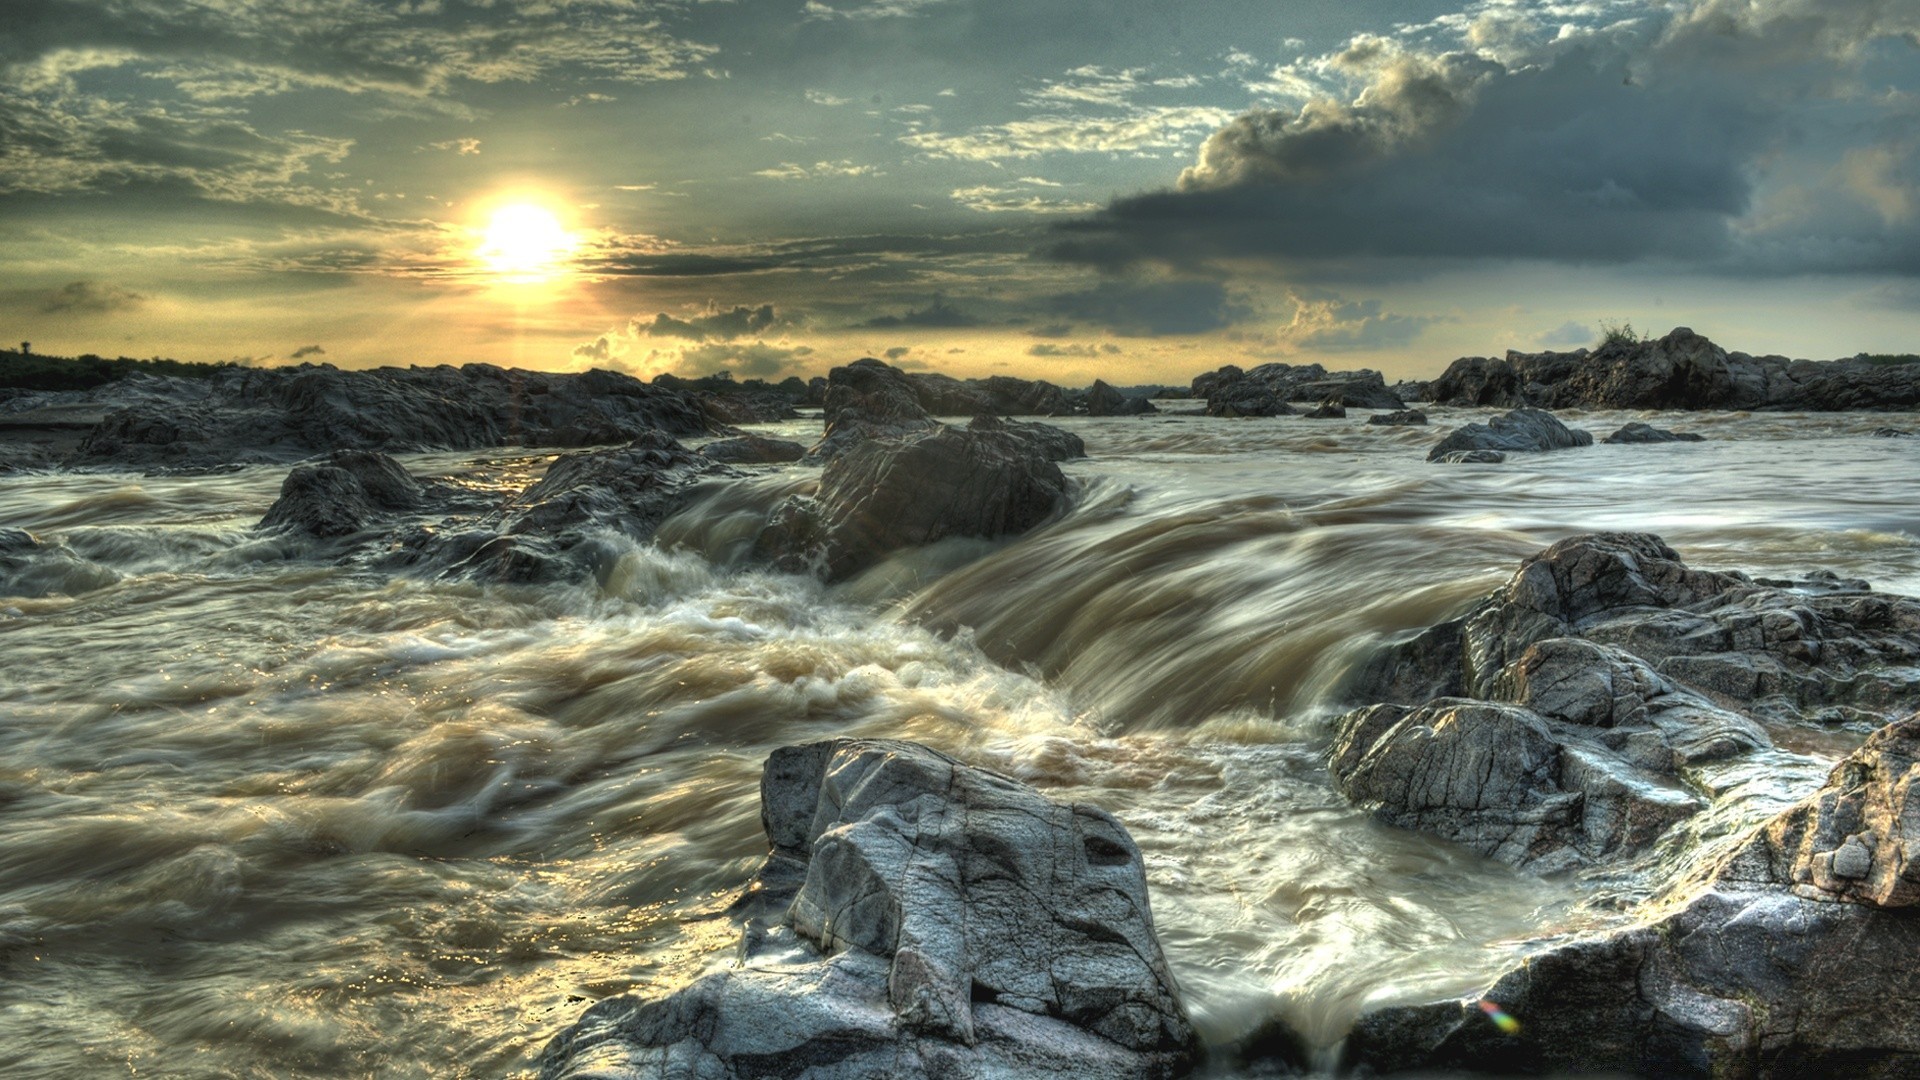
left=474, top=201, right=578, bottom=281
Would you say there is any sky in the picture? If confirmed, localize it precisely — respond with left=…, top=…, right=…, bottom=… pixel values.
left=1, top=0, right=1917, bottom=385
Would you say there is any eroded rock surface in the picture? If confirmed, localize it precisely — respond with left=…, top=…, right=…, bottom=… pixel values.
left=1368, top=409, right=1428, bottom=426
left=1334, top=533, right=1920, bottom=873
left=1426, top=409, right=1593, bottom=462
left=1087, top=379, right=1159, bottom=417
left=698, top=433, right=807, bottom=464
left=538, top=739, right=1197, bottom=1080
left=258, top=449, right=429, bottom=538
left=1342, top=715, right=1920, bottom=1079
left=1192, top=362, right=1403, bottom=417
left=1604, top=422, right=1705, bottom=444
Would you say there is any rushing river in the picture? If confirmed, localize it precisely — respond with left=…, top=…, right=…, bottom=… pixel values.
left=1, top=407, right=1916, bottom=1078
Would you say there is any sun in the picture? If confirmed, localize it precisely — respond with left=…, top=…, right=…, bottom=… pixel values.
left=474, top=201, right=577, bottom=281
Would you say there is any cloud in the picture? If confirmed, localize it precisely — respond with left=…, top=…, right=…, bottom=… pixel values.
left=1027, top=341, right=1120, bottom=357
left=1043, top=278, right=1251, bottom=336
left=802, top=0, right=952, bottom=20
left=753, top=160, right=883, bottom=180
left=860, top=295, right=981, bottom=328
left=902, top=105, right=1236, bottom=162
left=1536, top=320, right=1596, bottom=348
left=289, top=343, right=326, bottom=358
left=641, top=303, right=781, bottom=341
left=425, top=138, right=480, bottom=155
left=884, top=345, right=911, bottom=359
left=1048, top=6, right=1920, bottom=277
left=952, top=181, right=1099, bottom=215
left=39, top=279, right=144, bottom=314
left=676, top=340, right=815, bottom=378
left=1276, top=292, right=1444, bottom=352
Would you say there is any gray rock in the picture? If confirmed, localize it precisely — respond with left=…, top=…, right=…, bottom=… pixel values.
left=258, top=449, right=426, bottom=538
left=808, top=358, right=941, bottom=463
left=1367, top=409, right=1428, bottom=426
left=1086, top=379, right=1159, bottom=417
left=538, top=739, right=1198, bottom=1080
left=1426, top=408, right=1593, bottom=462
left=1872, top=427, right=1912, bottom=438
left=1604, top=422, right=1705, bottom=444
left=1437, top=449, right=1506, bottom=464
left=1303, top=398, right=1346, bottom=419
left=758, top=421, right=1069, bottom=582
left=1191, top=361, right=1403, bottom=416
left=1342, top=715, right=1920, bottom=1079
left=968, top=414, right=1086, bottom=462
left=699, top=434, right=807, bottom=464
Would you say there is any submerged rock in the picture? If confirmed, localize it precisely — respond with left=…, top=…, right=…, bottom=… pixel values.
left=758, top=420, right=1069, bottom=582
left=1437, top=449, right=1505, bottom=464
left=1303, top=399, right=1347, bottom=419
left=1426, top=408, right=1592, bottom=462
left=1343, top=715, right=1920, bottom=1079
left=538, top=738, right=1198, bottom=1080
left=1367, top=409, right=1428, bottom=426
left=1604, top=422, right=1705, bottom=444
left=1335, top=532, right=1920, bottom=873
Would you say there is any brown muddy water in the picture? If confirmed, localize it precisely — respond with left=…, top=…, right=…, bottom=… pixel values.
left=1, top=408, right=1916, bottom=1077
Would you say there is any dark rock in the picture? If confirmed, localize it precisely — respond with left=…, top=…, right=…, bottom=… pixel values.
left=978, top=374, right=1070, bottom=416
left=758, top=422, right=1069, bottom=582
left=695, top=392, right=798, bottom=426
left=538, top=738, right=1198, bottom=1080
left=1303, top=398, right=1346, bottom=419
left=810, top=358, right=940, bottom=462
left=1426, top=327, right=1920, bottom=412
left=1426, top=408, right=1592, bottom=462
left=1368, top=409, right=1428, bottom=426
left=1344, top=715, right=1920, bottom=1079
left=258, top=450, right=425, bottom=538
left=969, top=414, right=1086, bottom=462
left=907, top=372, right=993, bottom=416
left=1872, top=427, right=1912, bottom=438
left=1192, top=361, right=1403, bottom=416
left=1389, top=379, right=1432, bottom=403
left=1437, top=449, right=1506, bottom=464
left=1086, top=379, right=1159, bottom=417
left=503, top=430, right=729, bottom=543
left=1604, top=422, right=1705, bottom=444
left=699, top=434, right=807, bottom=464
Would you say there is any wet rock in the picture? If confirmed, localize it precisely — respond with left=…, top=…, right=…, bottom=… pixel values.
left=1604, top=422, right=1705, bottom=444
left=1367, top=409, right=1428, bottom=426
left=502, top=430, right=731, bottom=543
left=809, top=358, right=940, bottom=462
left=538, top=738, right=1198, bottom=1080
left=907, top=371, right=993, bottom=416
left=1426, top=408, right=1592, bottom=462
left=1337, top=532, right=1920, bottom=871
left=978, top=374, right=1070, bottom=416
left=1343, top=715, right=1920, bottom=1079
left=1303, top=398, right=1347, bottom=419
left=969, top=413, right=1086, bottom=462
left=1192, top=361, right=1403, bottom=416
left=699, top=433, right=807, bottom=465
left=258, top=450, right=425, bottom=538
left=0, top=528, right=42, bottom=555
left=1437, top=449, right=1505, bottom=464
left=758, top=422, right=1069, bottom=582
left=1872, top=427, right=1912, bottom=438
left=1086, top=379, right=1159, bottom=417
left=1389, top=379, right=1432, bottom=403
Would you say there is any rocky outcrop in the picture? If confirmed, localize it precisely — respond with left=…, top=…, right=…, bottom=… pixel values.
left=1367, top=409, right=1428, bottom=426
left=1604, top=422, right=1704, bottom=444
left=698, top=433, right=807, bottom=464
left=969, top=413, right=1087, bottom=462
left=1191, top=362, right=1404, bottom=417
left=1426, top=409, right=1592, bottom=462
left=1303, top=399, right=1346, bottom=419
left=1334, top=533, right=1920, bottom=874
left=1341, top=715, right=1920, bottom=1079
left=1086, top=379, right=1159, bottom=417
left=809, top=358, right=941, bottom=462
left=978, top=375, right=1070, bottom=417
left=258, top=449, right=427, bottom=538
left=46, top=363, right=719, bottom=469
left=538, top=739, right=1198, bottom=1080
left=759, top=419, right=1070, bottom=582
left=1427, top=328, right=1920, bottom=412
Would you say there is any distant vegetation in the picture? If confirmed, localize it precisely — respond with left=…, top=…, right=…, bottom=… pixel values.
left=1858, top=354, right=1920, bottom=367
left=1597, top=321, right=1646, bottom=349
left=0, top=348, right=239, bottom=392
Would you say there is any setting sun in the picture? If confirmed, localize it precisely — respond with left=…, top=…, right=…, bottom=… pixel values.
left=474, top=202, right=576, bottom=280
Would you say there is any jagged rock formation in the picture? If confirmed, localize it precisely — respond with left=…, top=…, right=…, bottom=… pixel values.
left=1342, top=714, right=1920, bottom=1079
left=1427, top=327, right=1920, bottom=411
left=1191, top=362, right=1403, bottom=416
left=1426, top=409, right=1593, bottom=462
left=1334, top=533, right=1920, bottom=874
left=1604, top=422, right=1705, bottom=444
left=759, top=418, right=1071, bottom=582
left=1086, top=379, right=1159, bottom=417
left=809, top=358, right=942, bottom=463
left=1303, top=399, right=1347, bottom=419
left=538, top=739, right=1198, bottom=1080
left=258, top=449, right=429, bottom=538
left=969, top=413, right=1087, bottom=462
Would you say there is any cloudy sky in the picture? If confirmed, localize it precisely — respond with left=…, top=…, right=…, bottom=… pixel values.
left=2, top=0, right=1917, bottom=383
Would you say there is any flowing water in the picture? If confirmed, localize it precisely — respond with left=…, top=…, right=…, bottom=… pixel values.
left=1, top=407, right=1917, bottom=1078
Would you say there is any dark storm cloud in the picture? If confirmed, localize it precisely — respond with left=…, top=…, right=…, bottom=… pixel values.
left=860, top=295, right=981, bottom=328
left=1048, top=2, right=1920, bottom=277
left=1043, top=278, right=1251, bottom=336
left=39, top=279, right=144, bottom=314
left=642, top=303, right=780, bottom=341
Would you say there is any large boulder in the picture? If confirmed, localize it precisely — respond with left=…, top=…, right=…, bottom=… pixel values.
left=258, top=449, right=426, bottom=538
left=1367, top=409, right=1428, bottom=426
left=1426, top=408, right=1592, bottom=462
left=1341, top=715, right=1920, bottom=1079
left=1604, top=422, right=1705, bottom=444
left=907, top=371, right=993, bottom=416
left=698, top=433, right=807, bottom=464
left=538, top=739, right=1198, bottom=1080
left=969, top=413, right=1086, bottom=462
left=1086, top=379, right=1158, bottom=417
left=810, top=358, right=940, bottom=462
left=758, top=420, right=1070, bottom=582
left=1191, top=361, right=1403, bottom=416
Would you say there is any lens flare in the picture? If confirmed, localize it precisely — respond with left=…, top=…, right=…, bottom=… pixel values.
left=1478, top=999, right=1522, bottom=1035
